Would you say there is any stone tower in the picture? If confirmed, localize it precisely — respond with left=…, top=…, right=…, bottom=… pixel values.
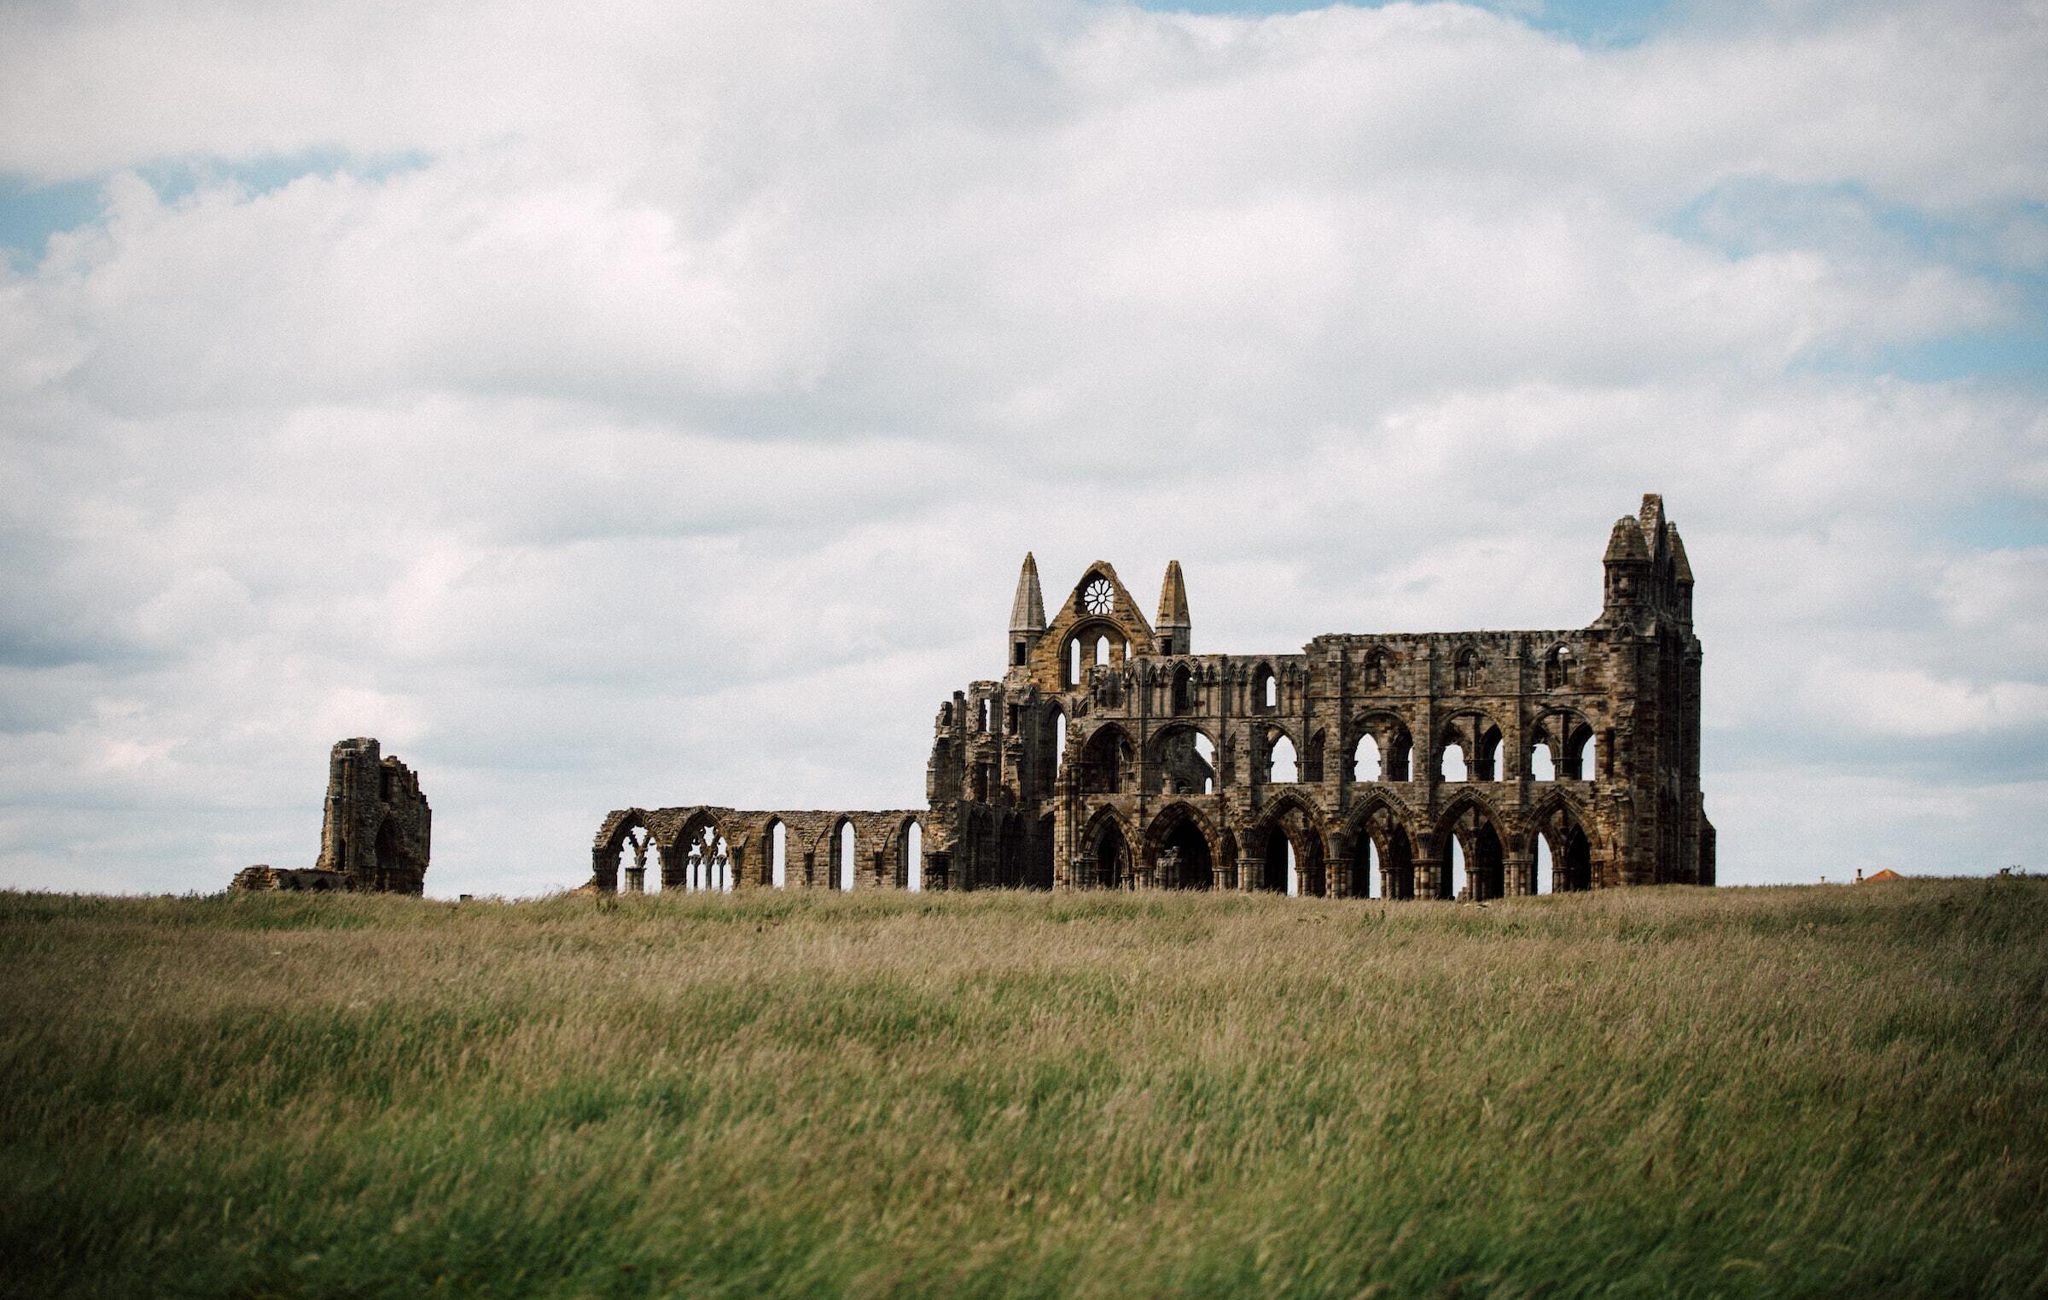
left=314, top=738, right=431, bottom=894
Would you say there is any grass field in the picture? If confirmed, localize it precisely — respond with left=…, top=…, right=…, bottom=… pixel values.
left=2, top=879, right=2044, bottom=1299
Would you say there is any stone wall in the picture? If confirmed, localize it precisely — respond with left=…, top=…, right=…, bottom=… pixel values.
left=228, top=739, right=433, bottom=895
left=313, top=738, right=432, bottom=894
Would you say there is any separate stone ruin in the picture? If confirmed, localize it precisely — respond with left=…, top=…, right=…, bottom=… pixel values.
left=230, top=738, right=432, bottom=894
left=595, top=493, right=1712, bottom=899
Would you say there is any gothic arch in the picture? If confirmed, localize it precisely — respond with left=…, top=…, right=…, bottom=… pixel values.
left=1348, top=711, right=1415, bottom=783
left=763, top=816, right=788, bottom=888
left=1143, top=801, right=1219, bottom=891
left=1528, top=792, right=1596, bottom=893
left=1259, top=722, right=1299, bottom=783
left=1543, top=643, right=1574, bottom=690
left=1436, top=708, right=1507, bottom=782
left=893, top=814, right=925, bottom=889
left=1435, top=792, right=1507, bottom=901
left=1147, top=722, right=1218, bottom=796
left=1529, top=707, right=1599, bottom=781
left=1250, top=791, right=1326, bottom=895
left=674, top=810, right=735, bottom=892
left=1078, top=722, right=1135, bottom=795
left=1362, top=646, right=1392, bottom=690
left=1343, top=793, right=1419, bottom=900
left=1080, top=804, right=1136, bottom=890
left=1453, top=644, right=1484, bottom=691
left=1251, top=661, right=1278, bottom=712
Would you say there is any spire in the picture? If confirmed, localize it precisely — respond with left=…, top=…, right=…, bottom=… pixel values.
left=1157, top=561, right=1189, bottom=629
left=1666, top=524, right=1693, bottom=583
left=1009, top=552, right=1046, bottom=634
left=1156, top=560, right=1191, bottom=654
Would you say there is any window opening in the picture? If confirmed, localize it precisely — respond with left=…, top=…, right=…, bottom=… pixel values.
left=1441, top=742, right=1468, bottom=782
left=1268, top=732, right=1298, bottom=783
left=1355, top=734, right=1382, bottom=782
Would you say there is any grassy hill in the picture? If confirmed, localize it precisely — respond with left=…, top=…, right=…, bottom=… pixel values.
left=2, top=879, right=2044, bottom=1298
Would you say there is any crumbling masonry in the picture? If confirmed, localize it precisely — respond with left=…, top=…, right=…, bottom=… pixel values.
left=231, top=737, right=432, bottom=893
left=593, top=494, right=1711, bottom=899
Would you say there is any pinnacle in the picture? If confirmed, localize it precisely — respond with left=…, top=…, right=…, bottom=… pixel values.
left=1009, top=552, right=1047, bottom=633
left=1157, top=559, right=1190, bottom=630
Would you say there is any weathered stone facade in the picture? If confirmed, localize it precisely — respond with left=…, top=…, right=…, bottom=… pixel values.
left=233, top=738, right=431, bottom=893
left=594, top=494, right=1711, bottom=898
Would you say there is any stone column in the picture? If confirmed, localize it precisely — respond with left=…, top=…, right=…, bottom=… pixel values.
left=1504, top=849, right=1535, bottom=897
left=1220, top=855, right=1253, bottom=896
left=1415, top=851, right=1446, bottom=900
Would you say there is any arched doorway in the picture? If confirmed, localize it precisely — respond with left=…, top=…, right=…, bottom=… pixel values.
left=1440, top=803, right=1504, bottom=901
left=900, top=819, right=923, bottom=891
left=1255, top=800, right=1323, bottom=896
left=835, top=819, right=856, bottom=892
left=1148, top=806, right=1215, bottom=891
left=1088, top=816, right=1131, bottom=890
left=1534, top=801, right=1594, bottom=892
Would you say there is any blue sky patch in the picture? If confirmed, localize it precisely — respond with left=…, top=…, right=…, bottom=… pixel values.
left=1122, top=0, right=1677, bottom=45
left=1, top=149, right=430, bottom=268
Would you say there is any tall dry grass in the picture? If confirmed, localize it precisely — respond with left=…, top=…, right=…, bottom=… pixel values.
left=1, top=879, right=2044, bottom=1298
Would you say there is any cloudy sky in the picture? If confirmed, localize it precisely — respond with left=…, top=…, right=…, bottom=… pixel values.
left=1, top=0, right=2043, bottom=897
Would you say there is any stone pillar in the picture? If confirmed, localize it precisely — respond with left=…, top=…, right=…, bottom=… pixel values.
left=627, top=836, right=650, bottom=893
left=1504, top=849, right=1535, bottom=897
left=1415, top=851, right=1446, bottom=900
left=1330, top=849, right=1354, bottom=899
left=1240, top=847, right=1258, bottom=892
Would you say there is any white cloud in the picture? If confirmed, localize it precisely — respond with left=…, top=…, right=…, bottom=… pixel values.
left=1801, top=663, right=2048, bottom=737
left=0, top=0, right=2043, bottom=895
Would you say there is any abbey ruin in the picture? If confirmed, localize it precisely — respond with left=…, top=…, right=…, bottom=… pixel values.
left=231, top=737, right=432, bottom=893
left=593, top=493, right=1711, bottom=900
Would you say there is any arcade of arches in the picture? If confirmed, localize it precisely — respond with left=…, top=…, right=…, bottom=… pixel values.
left=592, top=494, right=1712, bottom=897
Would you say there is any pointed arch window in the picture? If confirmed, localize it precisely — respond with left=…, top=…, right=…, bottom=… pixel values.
left=1454, top=647, right=1481, bottom=691
left=1545, top=645, right=1572, bottom=689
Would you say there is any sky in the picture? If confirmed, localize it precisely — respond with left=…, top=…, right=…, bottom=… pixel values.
left=1, top=0, right=2043, bottom=898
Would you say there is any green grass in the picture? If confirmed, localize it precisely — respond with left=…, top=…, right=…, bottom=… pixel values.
left=2, top=880, right=2044, bottom=1299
